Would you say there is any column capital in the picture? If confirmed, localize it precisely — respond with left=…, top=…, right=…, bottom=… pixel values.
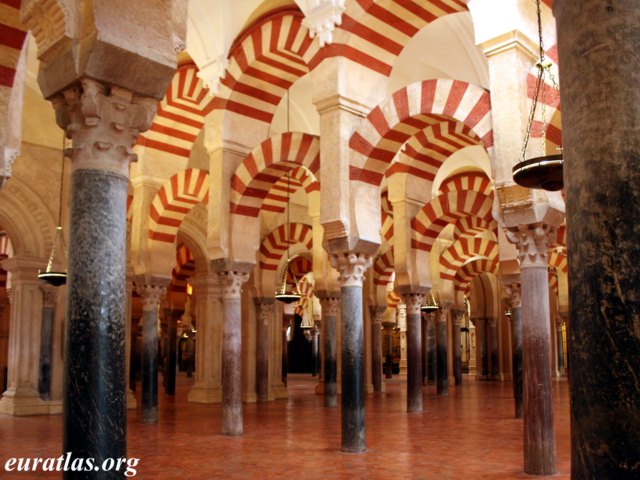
left=40, top=285, right=57, bottom=309
left=506, top=223, right=556, bottom=268
left=436, top=301, right=452, bottom=324
left=504, top=281, right=522, bottom=309
left=319, top=295, right=340, bottom=317
left=401, top=293, right=425, bottom=316
left=452, top=309, right=466, bottom=325
left=330, top=252, right=372, bottom=287
left=137, top=284, right=167, bottom=312
left=253, top=298, right=275, bottom=324
left=217, top=271, right=250, bottom=299
left=368, top=305, right=386, bottom=324
left=51, top=78, right=157, bottom=177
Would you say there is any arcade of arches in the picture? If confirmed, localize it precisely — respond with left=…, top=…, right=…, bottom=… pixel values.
left=0, top=0, right=638, bottom=478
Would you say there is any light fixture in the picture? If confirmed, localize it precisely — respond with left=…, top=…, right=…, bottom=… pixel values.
left=505, top=309, right=512, bottom=318
left=38, top=134, right=67, bottom=286
left=300, top=298, right=314, bottom=329
left=421, top=292, right=439, bottom=313
left=512, top=0, right=563, bottom=192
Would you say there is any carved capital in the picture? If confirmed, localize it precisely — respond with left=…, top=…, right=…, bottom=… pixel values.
left=436, top=301, right=452, bottom=324
left=51, top=79, right=157, bottom=176
left=254, top=298, right=275, bottom=324
left=505, top=223, right=555, bottom=268
left=330, top=252, right=372, bottom=288
left=504, top=282, right=522, bottom=309
left=452, top=309, right=466, bottom=326
left=401, top=293, right=425, bottom=316
left=301, top=0, right=346, bottom=47
left=319, top=296, right=340, bottom=317
left=40, top=285, right=57, bottom=309
left=137, top=284, right=167, bottom=312
left=369, top=305, right=386, bottom=324
left=217, top=271, right=250, bottom=300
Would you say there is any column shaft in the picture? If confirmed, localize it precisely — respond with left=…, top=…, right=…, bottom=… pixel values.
left=426, top=315, right=436, bottom=385
left=254, top=299, right=274, bottom=403
left=321, top=297, right=339, bottom=407
left=402, top=295, right=423, bottom=412
left=555, top=2, right=640, bottom=475
left=488, top=318, right=499, bottom=379
left=421, top=314, right=427, bottom=385
left=38, top=290, right=55, bottom=400
left=511, top=307, right=523, bottom=419
left=452, top=312, right=463, bottom=386
left=165, top=311, right=178, bottom=395
left=369, top=306, right=385, bottom=393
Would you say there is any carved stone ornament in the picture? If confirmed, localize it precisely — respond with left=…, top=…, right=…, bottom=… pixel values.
left=436, top=301, right=452, bottom=324
left=320, top=296, right=340, bottom=317
left=218, top=271, right=250, bottom=300
left=40, top=286, right=57, bottom=309
left=254, top=299, right=275, bottom=324
left=401, top=293, right=425, bottom=316
left=330, top=252, right=372, bottom=288
left=301, top=0, right=346, bottom=47
left=137, top=284, right=167, bottom=311
left=51, top=78, right=157, bottom=176
left=505, top=223, right=556, bottom=269
left=504, top=282, right=522, bottom=309
left=369, top=305, right=386, bottom=324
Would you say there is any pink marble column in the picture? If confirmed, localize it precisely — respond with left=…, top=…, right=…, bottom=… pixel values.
left=368, top=305, right=385, bottom=393
left=217, top=270, right=250, bottom=436
left=319, top=295, right=340, bottom=407
left=254, top=298, right=274, bottom=403
left=436, top=302, right=451, bottom=396
left=505, top=282, right=523, bottom=419
left=401, top=294, right=424, bottom=412
left=507, top=225, right=556, bottom=475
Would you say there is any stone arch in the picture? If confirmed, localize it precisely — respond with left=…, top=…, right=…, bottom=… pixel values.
left=454, top=258, right=498, bottom=294
left=440, top=237, right=498, bottom=281
left=373, top=248, right=395, bottom=287
left=259, top=222, right=313, bottom=272
left=452, top=216, right=497, bottom=241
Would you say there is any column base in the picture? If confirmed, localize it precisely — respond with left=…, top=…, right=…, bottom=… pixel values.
left=127, top=389, right=137, bottom=409
left=448, top=376, right=456, bottom=385
left=0, top=389, right=51, bottom=416
left=315, top=380, right=324, bottom=394
left=187, top=384, right=222, bottom=403
left=272, top=384, right=288, bottom=399
left=242, top=392, right=257, bottom=403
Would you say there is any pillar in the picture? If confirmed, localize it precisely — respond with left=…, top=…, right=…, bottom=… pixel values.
left=165, top=309, right=179, bottom=395
left=426, top=313, right=436, bottom=385
left=506, top=282, right=523, bottom=419
left=125, top=273, right=137, bottom=408
left=421, top=312, right=428, bottom=385
left=311, top=323, right=320, bottom=377
left=488, top=317, right=499, bottom=379
left=137, top=283, right=166, bottom=424
left=0, top=257, right=47, bottom=415
left=319, top=295, right=339, bottom=407
left=474, top=318, right=488, bottom=379
left=254, top=298, right=274, bottom=402
left=50, top=79, right=158, bottom=468
left=218, top=270, right=250, bottom=436
left=401, top=294, right=424, bottom=412
left=383, top=322, right=394, bottom=379
left=508, top=225, right=556, bottom=475
left=452, top=309, right=464, bottom=386
left=38, top=286, right=56, bottom=401
left=331, top=252, right=372, bottom=453
left=436, top=302, right=451, bottom=395
left=555, top=316, right=565, bottom=376
left=368, top=305, right=385, bottom=393
left=555, top=1, right=640, bottom=475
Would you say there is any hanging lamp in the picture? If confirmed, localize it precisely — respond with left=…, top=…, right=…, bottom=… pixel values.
left=38, top=134, right=67, bottom=286
left=512, top=0, right=563, bottom=192
left=421, top=292, right=439, bottom=313
left=275, top=91, right=302, bottom=304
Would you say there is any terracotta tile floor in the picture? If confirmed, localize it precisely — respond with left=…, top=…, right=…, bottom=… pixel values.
left=0, top=374, right=570, bottom=479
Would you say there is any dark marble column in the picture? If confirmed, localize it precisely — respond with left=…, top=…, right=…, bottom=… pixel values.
left=331, top=252, right=372, bottom=453
left=426, top=313, right=436, bottom=385
left=369, top=305, right=385, bottom=393
left=38, top=287, right=56, bottom=401
left=165, top=310, right=181, bottom=395
left=488, top=317, right=499, bottom=380
left=474, top=318, right=488, bottom=379
left=436, top=303, right=451, bottom=395
left=555, top=316, right=564, bottom=376
left=52, top=79, right=157, bottom=473
left=383, top=322, right=394, bottom=379
left=137, top=284, right=167, bottom=424
left=421, top=313, right=428, bottom=385
left=319, top=296, right=339, bottom=407
left=254, top=298, right=274, bottom=402
left=555, top=2, right=640, bottom=475
left=218, top=270, right=250, bottom=436
left=505, top=282, right=523, bottom=419
left=452, top=309, right=464, bottom=386
left=507, top=225, right=557, bottom=475
left=401, top=294, right=424, bottom=412
left=312, top=325, right=320, bottom=377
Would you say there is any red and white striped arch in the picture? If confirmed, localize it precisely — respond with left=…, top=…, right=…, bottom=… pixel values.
left=259, top=223, right=313, bottom=271
left=293, top=273, right=315, bottom=317
left=328, top=0, right=468, bottom=77
left=452, top=216, right=497, bottom=241
left=373, top=248, right=395, bottom=286
left=454, top=258, right=498, bottom=294
left=439, top=172, right=493, bottom=197
left=548, top=269, right=558, bottom=295
left=149, top=168, right=209, bottom=243
left=552, top=224, right=566, bottom=248
left=137, top=63, right=215, bottom=159
left=387, top=289, right=401, bottom=309
left=349, top=79, right=492, bottom=186
left=231, top=132, right=320, bottom=217
left=440, top=237, right=498, bottom=281
left=215, top=8, right=315, bottom=124
left=412, top=190, right=494, bottom=252
left=0, top=0, right=27, bottom=88
left=170, top=244, right=196, bottom=294
left=548, top=250, right=568, bottom=274
left=380, top=189, right=394, bottom=243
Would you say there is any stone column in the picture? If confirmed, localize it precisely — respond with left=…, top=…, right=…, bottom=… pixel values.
left=401, top=294, right=424, bottom=412
left=426, top=313, right=436, bottom=386
left=452, top=309, right=464, bottom=386
left=330, top=252, right=372, bottom=453
left=0, top=257, right=47, bottom=415
left=319, top=295, right=339, bottom=407
left=505, top=282, right=523, bottom=419
left=507, top=225, right=556, bottom=475
left=421, top=312, right=428, bottom=385
left=368, top=305, right=385, bottom=393
left=474, top=317, right=488, bottom=379
left=137, top=283, right=166, bottom=424
left=218, top=270, right=250, bottom=436
left=165, top=309, right=180, bottom=395
left=51, top=79, right=157, bottom=466
left=188, top=273, right=223, bottom=403
left=383, top=322, right=394, bottom=379
left=254, top=298, right=274, bottom=402
left=555, top=3, right=640, bottom=475
left=488, top=317, right=499, bottom=380
left=311, top=323, right=321, bottom=377
left=555, top=316, right=565, bottom=376
left=125, top=273, right=137, bottom=408
left=38, top=286, right=56, bottom=401
left=436, top=302, right=451, bottom=395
